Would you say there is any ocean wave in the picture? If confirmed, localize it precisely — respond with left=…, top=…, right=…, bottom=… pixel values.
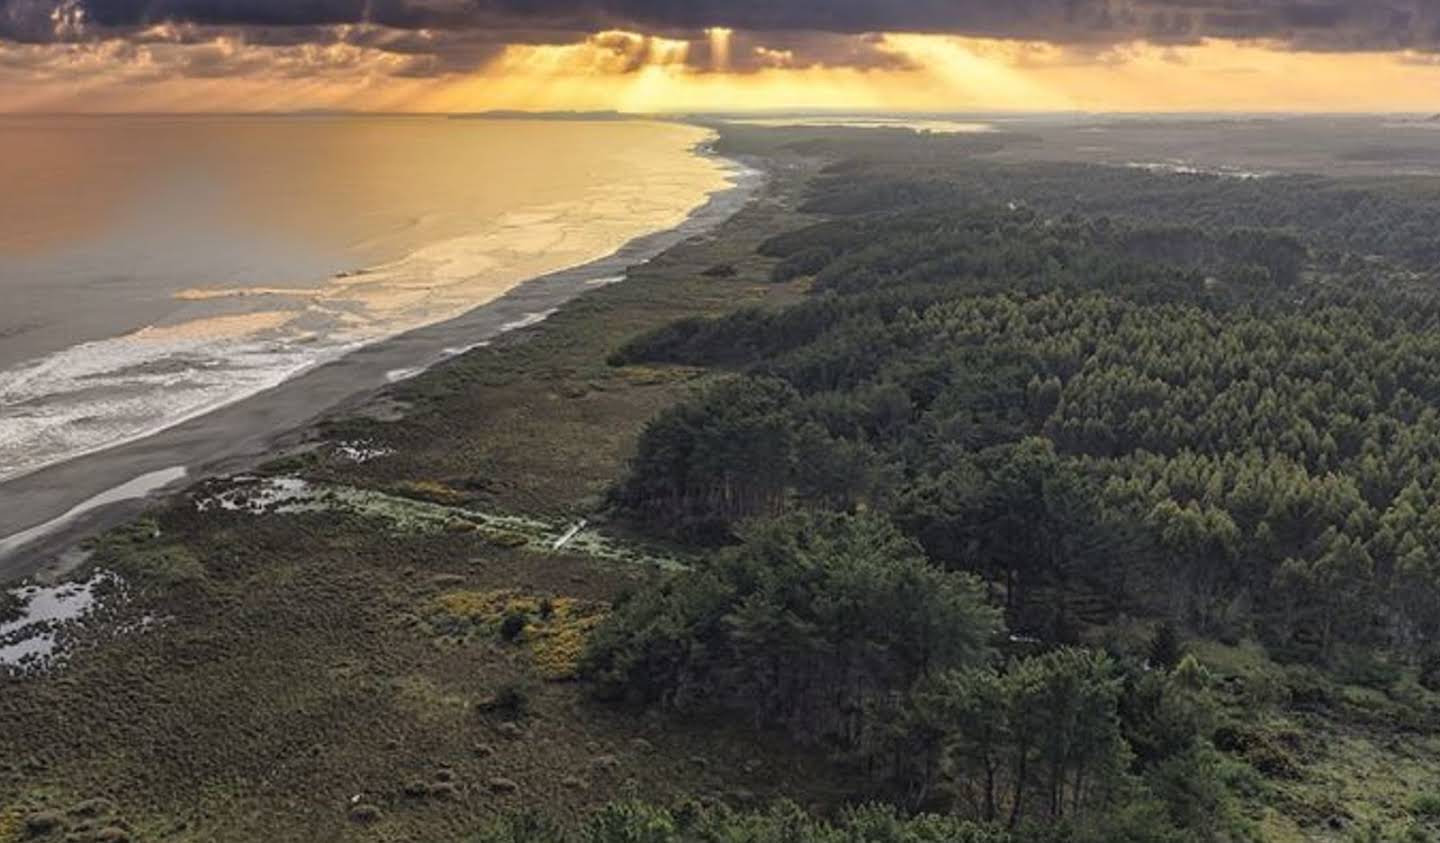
left=0, top=327, right=343, bottom=483
left=0, top=125, right=739, bottom=484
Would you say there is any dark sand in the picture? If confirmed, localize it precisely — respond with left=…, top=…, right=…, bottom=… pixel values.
left=0, top=155, right=765, bottom=583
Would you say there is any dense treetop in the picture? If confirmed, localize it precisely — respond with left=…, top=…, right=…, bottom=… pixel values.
left=576, top=133, right=1440, bottom=842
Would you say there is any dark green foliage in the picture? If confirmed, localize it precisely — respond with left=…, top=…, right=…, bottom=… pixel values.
left=762, top=208, right=1304, bottom=302
left=24, top=811, right=63, bottom=835
left=581, top=514, right=1236, bottom=839
left=1349, top=819, right=1431, bottom=843
left=1118, top=659, right=1216, bottom=770
left=1410, top=792, right=1440, bottom=818
left=868, top=649, right=1127, bottom=823
left=472, top=811, right=568, bottom=843
left=472, top=723, right=1238, bottom=841
left=587, top=144, right=1440, bottom=843
left=1149, top=623, right=1185, bottom=671
left=611, top=196, right=1440, bottom=659
left=800, top=154, right=1440, bottom=272
left=581, top=511, right=1000, bottom=744
left=702, top=263, right=739, bottom=278
left=500, top=611, right=529, bottom=642
left=612, top=375, right=802, bottom=540
left=1419, top=648, right=1440, bottom=691
left=772, top=245, right=837, bottom=282
left=0, top=588, right=23, bottom=625
left=470, top=800, right=1010, bottom=843
left=478, top=682, right=532, bottom=720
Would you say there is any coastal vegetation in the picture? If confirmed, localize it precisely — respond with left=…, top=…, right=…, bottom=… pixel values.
left=608, top=164, right=1440, bottom=667
left=585, top=129, right=1440, bottom=841
left=11, top=126, right=1440, bottom=842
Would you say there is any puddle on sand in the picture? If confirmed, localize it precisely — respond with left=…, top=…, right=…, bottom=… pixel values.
left=0, top=466, right=188, bottom=561
left=0, top=571, right=115, bottom=672
left=194, top=476, right=314, bottom=514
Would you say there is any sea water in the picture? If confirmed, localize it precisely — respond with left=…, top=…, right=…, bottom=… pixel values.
left=0, top=114, right=731, bottom=482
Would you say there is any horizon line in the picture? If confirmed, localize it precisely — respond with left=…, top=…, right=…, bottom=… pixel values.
left=2, top=108, right=1438, bottom=118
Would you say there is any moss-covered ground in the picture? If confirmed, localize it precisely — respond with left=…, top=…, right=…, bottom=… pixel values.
left=1184, top=637, right=1440, bottom=842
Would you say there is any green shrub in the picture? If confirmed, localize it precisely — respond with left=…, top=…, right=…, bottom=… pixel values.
left=0, top=589, right=23, bottom=625
left=478, top=682, right=531, bottom=720
left=581, top=511, right=999, bottom=734
left=1411, top=792, right=1440, bottom=819
left=1212, top=722, right=1304, bottom=779
left=500, top=611, right=528, bottom=642
left=1149, top=621, right=1184, bottom=670
left=1282, top=665, right=1334, bottom=711
left=470, top=800, right=1015, bottom=843
left=24, top=811, right=63, bottom=836
left=481, top=529, right=531, bottom=549
left=1419, top=649, right=1440, bottom=692
left=473, top=812, right=567, bottom=843
left=1335, top=648, right=1405, bottom=691
left=106, top=544, right=206, bottom=587
left=348, top=803, right=382, bottom=825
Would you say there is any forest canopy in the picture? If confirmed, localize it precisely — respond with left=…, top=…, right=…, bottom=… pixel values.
left=574, top=133, right=1440, bottom=843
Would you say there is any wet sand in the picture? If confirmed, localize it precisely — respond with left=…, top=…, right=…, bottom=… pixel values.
left=0, top=153, right=765, bottom=583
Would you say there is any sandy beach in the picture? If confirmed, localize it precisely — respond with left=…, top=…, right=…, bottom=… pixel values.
left=0, top=151, right=765, bottom=583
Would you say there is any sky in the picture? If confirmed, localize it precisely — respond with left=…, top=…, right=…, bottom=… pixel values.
left=2, top=0, right=1440, bottom=112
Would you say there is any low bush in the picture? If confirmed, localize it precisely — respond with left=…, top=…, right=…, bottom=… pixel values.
left=500, top=611, right=529, bottom=642
left=478, top=682, right=531, bottom=720
left=1411, top=792, right=1440, bottom=819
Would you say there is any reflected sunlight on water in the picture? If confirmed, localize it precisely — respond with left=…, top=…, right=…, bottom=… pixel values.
left=0, top=116, right=733, bottom=482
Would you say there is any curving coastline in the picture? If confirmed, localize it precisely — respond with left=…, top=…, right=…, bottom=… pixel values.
left=0, top=144, right=766, bottom=583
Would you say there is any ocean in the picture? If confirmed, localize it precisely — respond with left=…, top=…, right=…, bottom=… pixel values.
left=0, top=115, right=732, bottom=484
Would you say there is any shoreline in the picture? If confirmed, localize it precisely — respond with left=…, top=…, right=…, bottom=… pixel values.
left=0, top=149, right=767, bottom=584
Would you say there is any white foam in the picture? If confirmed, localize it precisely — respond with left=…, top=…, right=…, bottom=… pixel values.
left=0, top=327, right=356, bottom=484
left=500, top=310, right=558, bottom=332
left=385, top=366, right=429, bottom=383
left=0, top=467, right=188, bottom=560
left=386, top=339, right=494, bottom=383
left=0, top=124, right=746, bottom=485
left=441, top=340, right=492, bottom=356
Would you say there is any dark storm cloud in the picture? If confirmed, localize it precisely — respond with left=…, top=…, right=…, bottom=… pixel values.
left=59, top=0, right=470, bottom=30
left=289, top=1, right=1440, bottom=50
left=4, top=0, right=1440, bottom=64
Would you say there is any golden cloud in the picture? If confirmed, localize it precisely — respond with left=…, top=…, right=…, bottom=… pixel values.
left=3, top=29, right=1440, bottom=113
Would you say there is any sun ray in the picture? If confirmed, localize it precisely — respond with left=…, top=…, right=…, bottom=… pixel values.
left=6, top=28, right=1440, bottom=112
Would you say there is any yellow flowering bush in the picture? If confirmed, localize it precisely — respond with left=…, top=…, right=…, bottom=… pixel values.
left=430, top=589, right=608, bottom=680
